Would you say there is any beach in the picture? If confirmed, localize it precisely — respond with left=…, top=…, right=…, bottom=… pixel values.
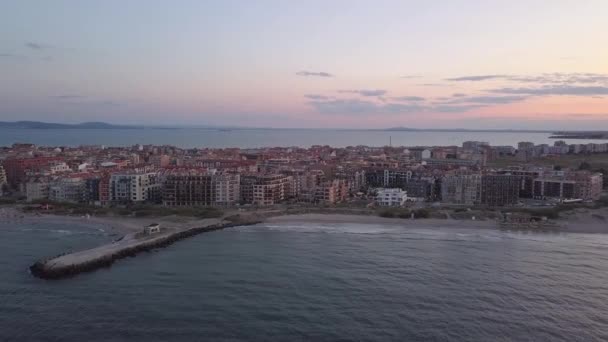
left=4, top=205, right=608, bottom=236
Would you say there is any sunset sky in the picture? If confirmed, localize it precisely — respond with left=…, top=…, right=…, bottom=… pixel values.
left=1, top=0, right=607, bottom=129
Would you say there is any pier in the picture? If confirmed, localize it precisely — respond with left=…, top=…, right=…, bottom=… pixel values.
left=30, top=219, right=261, bottom=279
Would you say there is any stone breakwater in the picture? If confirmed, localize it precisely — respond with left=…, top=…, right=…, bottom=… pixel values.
left=30, top=220, right=262, bottom=280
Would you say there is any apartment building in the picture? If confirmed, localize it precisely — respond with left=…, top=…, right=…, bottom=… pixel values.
left=314, top=179, right=349, bottom=204
left=404, top=178, right=435, bottom=201
left=214, top=173, right=240, bottom=206
left=365, top=169, right=412, bottom=188
left=49, top=177, right=86, bottom=203
left=252, top=174, right=293, bottom=206
left=441, top=173, right=482, bottom=205
left=481, top=174, right=521, bottom=207
left=3, top=156, right=63, bottom=185
left=162, top=170, right=240, bottom=206
left=24, top=177, right=50, bottom=202
left=533, top=171, right=603, bottom=200
left=376, top=188, right=408, bottom=207
left=0, top=164, right=6, bottom=187
left=149, top=154, right=171, bottom=168
left=110, top=171, right=161, bottom=203
left=162, top=171, right=215, bottom=206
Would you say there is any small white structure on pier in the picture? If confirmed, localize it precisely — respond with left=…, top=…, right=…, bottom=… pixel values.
left=144, top=223, right=161, bottom=235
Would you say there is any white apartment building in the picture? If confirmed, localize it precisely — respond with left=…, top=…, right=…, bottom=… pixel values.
left=110, top=172, right=160, bottom=203
left=24, top=178, right=50, bottom=202
left=49, top=177, right=86, bottom=203
left=376, top=188, right=408, bottom=207
left=215, top=173, right=241, bottom=206
left=49, top=161, right=71, bottom=174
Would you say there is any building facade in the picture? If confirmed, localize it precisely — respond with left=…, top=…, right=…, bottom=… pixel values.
left=481, top=174, right=521, bottom=206
left=441, top=174, right=482, bottom=205
left=376, top=188, right=408, bottom=206
left=110, top=171, right=160, bottom=203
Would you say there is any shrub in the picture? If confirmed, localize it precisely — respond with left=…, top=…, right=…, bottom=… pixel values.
left=397, top=209, right=411, bottom=219
left=413, top=209, right=430, bottom=219
left=378, top=209, right=395, bottom=218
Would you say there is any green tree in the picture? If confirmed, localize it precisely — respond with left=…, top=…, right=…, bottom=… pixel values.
left=578, top=161, right=592, bottom=171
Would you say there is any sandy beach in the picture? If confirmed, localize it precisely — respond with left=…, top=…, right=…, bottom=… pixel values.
left=268, top=211, right=608, bottom=234
left=267, top=213, right=497, bottom=229
left=3, top=205, right=608, bottom=235
left=0, top=206, right=227, bottom=235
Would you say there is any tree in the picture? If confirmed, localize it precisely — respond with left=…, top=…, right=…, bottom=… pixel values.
left=578, top=161, right=592, bottom=171
left=553, top=165, right=562, bottom=171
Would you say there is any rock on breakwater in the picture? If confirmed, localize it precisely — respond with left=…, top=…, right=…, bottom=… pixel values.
left=30, top=220, right=262, bottom=280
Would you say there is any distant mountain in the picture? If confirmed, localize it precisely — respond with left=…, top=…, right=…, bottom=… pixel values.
left=383, top=127, right=554, bottom=133
left=384, top=127, right=419, bottom=131
left=0, top=121, right=138, bottom=129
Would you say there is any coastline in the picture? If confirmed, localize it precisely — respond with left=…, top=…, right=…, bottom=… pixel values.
left=5, top=204, right=608, bottom=235
left=4, top=203, right=606, bottom=279
left=266, top=213, right=497, bottom=229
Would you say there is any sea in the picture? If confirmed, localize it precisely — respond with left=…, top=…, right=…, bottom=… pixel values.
left=2, top=220, right=608, bottom=341
left=1, top=128, right=604, bottom=148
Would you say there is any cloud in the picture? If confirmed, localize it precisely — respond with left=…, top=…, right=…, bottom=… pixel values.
left=461, top=95, right=527, bottom=104
left=296, top=71, right=333, bottom=77
left=417, top=83, right=451, bottom=87
left=434, top=104, right=488, bottom=113
left=53, top=94, right=86, bottom=100
left=0, top=53, right=26, bottom=60
left=308, top=99, right=383, bottom=114
left=452, top=93, right=467, bottom=97
left=446, top=74, right=508, bottom=81
left=338, top=89, right=387, bottom=97
left=508, top=73, right=608, bottom=84
left=489, top=85, right=608, bottom=96
left=444, top=72, right=608, bottom=85
left=391, top=96, right=425, bottom=102
left=25, top=42, right=52, bottom=50
left=52, top=94, right=123, bottom=108
left=433, top=94, right=527, bottom=106
left=308, top=98, right=488, bottom=114
left=304, top=94, right=331, bottom=100
left=400, top=75, right=421, bottom=79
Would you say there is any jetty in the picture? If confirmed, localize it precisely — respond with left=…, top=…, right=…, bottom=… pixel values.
left=30, top=218, right=261, bottom=279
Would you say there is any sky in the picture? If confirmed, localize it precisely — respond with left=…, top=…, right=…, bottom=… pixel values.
left=1, top=0, right=608, bottom=129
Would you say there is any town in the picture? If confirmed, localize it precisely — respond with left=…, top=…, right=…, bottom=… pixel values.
left=0, top=140, right=606, bottom=221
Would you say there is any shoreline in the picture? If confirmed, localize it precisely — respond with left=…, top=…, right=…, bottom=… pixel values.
left=5, top=204, right=606, bottom=279
left=3, top=204, right=608, bottom=235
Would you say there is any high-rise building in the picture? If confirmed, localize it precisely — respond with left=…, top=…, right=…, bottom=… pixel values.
left=162, top=170, right=240, bottom=206
left=481, top=174, right=521, bottom=206
left=0, top=164, right=7, bottom=188
left=365, top=169, right=412, bottom=188
left=49, top=177, right=86, bottom=203
left=252, top=174, right=293, bottom=206
left=214, top=173, right=241, bottom=206
left=109, top=171, right=161, bottom=203
left=441, top=173, right=481, bottom=205
left=24, top=177, right=50, bottom=202
left=162, top=170, right=215, bottom=206
left=3, top=156, right=63, bottom=185
left=533, top=171, right=603, bottom=200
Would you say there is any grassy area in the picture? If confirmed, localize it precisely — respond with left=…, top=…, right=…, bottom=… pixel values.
left=22, top=201, right=223, bottom=219
left=377, top=207, right=430, bottom=219
left=0, top=198, right=17, bottom=205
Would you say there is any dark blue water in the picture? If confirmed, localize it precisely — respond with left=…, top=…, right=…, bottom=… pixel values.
left=1, top=128, right=599, bottom=148
left=2, top=220, right=608, bottom=341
